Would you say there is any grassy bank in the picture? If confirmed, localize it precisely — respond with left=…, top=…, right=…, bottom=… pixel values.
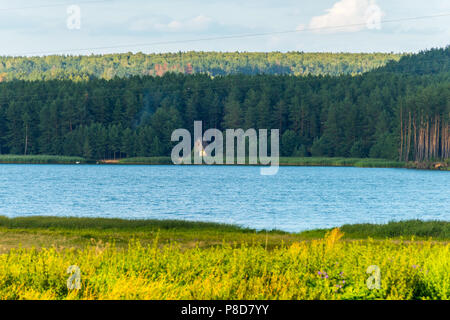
left=301, top=220, right=450, bottom=240
left=118, top=156, right=449, bottom=170
left=0, top=217, right=448, bottom=252
left=279, top=157, right=407, bottom=168
left=0, top=155, right=87, bottom=164
left=118, top=156, right=407, bottom=168
left=0, top=216, right=449, bottom=243
left=0, top=155, right=448, bottom=170
left=0, top=217, right=448, bottom=300
left=118, top=157, right=173, bottom=165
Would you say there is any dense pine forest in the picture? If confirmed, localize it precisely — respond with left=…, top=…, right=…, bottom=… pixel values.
left=0, top=47, right=448, bottom=162
left=0, top=52, right=401, bottom=81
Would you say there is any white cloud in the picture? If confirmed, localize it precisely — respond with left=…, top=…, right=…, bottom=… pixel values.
left=305, top=0, right=384, bottom=33
left=130, top=15, right=213, bottom=33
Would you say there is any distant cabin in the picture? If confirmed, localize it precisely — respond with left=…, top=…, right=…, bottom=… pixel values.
left=194, top=138, right=208, bottom=157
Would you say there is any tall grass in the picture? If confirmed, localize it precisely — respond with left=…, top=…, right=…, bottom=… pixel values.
left=279, top=157, right=407, bottom=168
left=0, top=230, right=448, bottom=300
left=117, top=156, right=407, bottom=168
left=0, top=216, right=251, bottom=233
left=1, top=217, right=449, bottom=299
left=340, top=220, right=450, bottom=239
left=0, top=155, right=86, bottom=164
left=118, top=157, right=173, bottom=165
left=2, top=155, right=446, bottom=170
left=1, top=216, right=448, bottom=239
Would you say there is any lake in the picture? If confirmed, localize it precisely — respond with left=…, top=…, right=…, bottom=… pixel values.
left=0, top=164, right=448, bottom=232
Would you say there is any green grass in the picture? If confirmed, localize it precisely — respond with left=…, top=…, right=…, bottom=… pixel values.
left=1, top=155, right=448, bottom=170
left=118, top=156, right=408, bottom=168
left=2, top=228, right=449, bottom=300
left=118, top=157, right=173, bottom=165
left=279, top=157, right=407, bottom=168
left=300, top=220, right=450, bottom=240
left=119, top=156, right=449, bottom=170
left=0, top=216, right=253, bottom=233
left=0, top=216, right=288, bottom=251
left=0, top=216, right=448, bottom=242
left=0, top=216, right=448, bottom=299
left=0, top=155, right=86, bottom=164
left=341, top=220, right=450, bottom=239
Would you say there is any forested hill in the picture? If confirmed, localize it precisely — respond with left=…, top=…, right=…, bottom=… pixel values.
left=0, top=47, right=448, bottom=163
left=0, top=52, right=401, bottom=81
left=376, top=46, right=450, bottom=75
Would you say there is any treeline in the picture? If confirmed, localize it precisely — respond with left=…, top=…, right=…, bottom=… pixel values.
left=377, top=47, right=450, bottom=75
left=400, top=85, right=450, bottom=162
left=0, top=48, right=448, bottom=161
left=0, top=52, right=400, bottom=81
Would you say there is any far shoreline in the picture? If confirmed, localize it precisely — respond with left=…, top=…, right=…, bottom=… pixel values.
left=0, top=155, right=448, bottom=171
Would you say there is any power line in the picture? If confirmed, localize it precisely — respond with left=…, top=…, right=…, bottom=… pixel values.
left=6, top=12, right=450, bottom=57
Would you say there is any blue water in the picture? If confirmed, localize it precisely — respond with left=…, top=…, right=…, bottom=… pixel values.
left=0, top=164, right=448, bottom=232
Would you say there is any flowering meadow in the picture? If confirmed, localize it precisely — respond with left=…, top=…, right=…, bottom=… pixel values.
left=0, top=228, right=448, bottom=300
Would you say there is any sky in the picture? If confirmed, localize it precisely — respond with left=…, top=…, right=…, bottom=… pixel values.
left=0, top=0, right=449, bottom=56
